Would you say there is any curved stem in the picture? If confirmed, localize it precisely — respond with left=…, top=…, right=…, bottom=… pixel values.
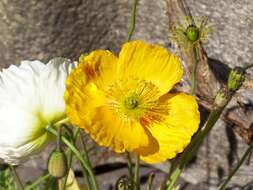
left=147, top=172, right=155, bottom=190
left=134, top=155, right=140, bottom=190
left=80, top=132, right=93, bottom=190
left=46, top=126, right=99, bottom=190
left=165, top=90, right=232, bottom=190
left=125, top=1, right=138, bottom=186
left=56, top=126, right=62, bottom=151
left=166, top=167, right=181, bottom=190
left=62, top=150, right=73, bottom=190
left=62, top=128, right=85, bottom=190
left=25, top=173, right=50, bottom=190
left=126, top=152, right=134, bottom=189
left=168, top=158, right=178, bottom=177
left=127, top=0, right=138, bottom=41
left=10, top=165, right=24, bottom=190
left=190, top=45, right=200, bottom=95
left=218, top=140, right=253, bottom=190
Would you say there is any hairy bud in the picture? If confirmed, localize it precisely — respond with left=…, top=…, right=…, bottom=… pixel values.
left=186, top=25, right=199, bottom=42
left=47, top=149, right=67, bottom=178
left=227, top=67, right=245, bottom=92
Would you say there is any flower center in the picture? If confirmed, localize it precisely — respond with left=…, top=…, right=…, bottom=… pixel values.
left=106, top=78, right=168, bottom=124
left=124, top=93, right=139, bottom=109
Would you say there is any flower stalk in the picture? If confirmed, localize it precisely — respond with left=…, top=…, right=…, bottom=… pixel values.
left=127, top=1, right=141, bottom=189
left=165, top=66, right=246, bottom=189
left=147, top=172, right=155, bottom=190
left=166, top=89, right=231, bottom=190
left=134, top=155, right=140, bottom=190
left=190, top=44, right=200, bottom=95
left=46, top=126, right=99, bottom=190
left=56, top=126, right=62, bottom=151
left=10, top=165, right=24, bottom=190
left=217, top=65, right=253, bottom=190
left=126, top=152, right=134, bottom=189
left=218, top=139, right=253, bottom=190
left=127, top=0, right=138, bottom=41
left=25, top=173, right=51, bottom=190
left=80, top=131, right=94, bottom=190
left=61, top=128, right=89, bottom=190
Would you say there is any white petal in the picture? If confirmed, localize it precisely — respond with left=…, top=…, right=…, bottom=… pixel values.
left=0, top=58, right=75, bottom=165
left=39, top=58, right=74, bottom=122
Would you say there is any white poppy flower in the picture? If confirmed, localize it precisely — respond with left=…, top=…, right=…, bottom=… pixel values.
left=0, top=58, right=75, bottom=165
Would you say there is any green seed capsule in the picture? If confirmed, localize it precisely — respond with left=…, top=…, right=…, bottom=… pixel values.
left=186, top=25, right=199, bottom=42
left=47, top=149, right=67, bottom=178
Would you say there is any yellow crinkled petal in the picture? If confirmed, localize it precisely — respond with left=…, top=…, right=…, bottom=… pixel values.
left=118, top=40, right=183, bottom=94
left=79, top=50, right=118, bottom=90
left=65, top=65, right=106, bottom=127
left=140, top=93, right=200, bottom=163
left=87, top=106, right=158, bottom=154
left=65, top=50, right=118, bottom=126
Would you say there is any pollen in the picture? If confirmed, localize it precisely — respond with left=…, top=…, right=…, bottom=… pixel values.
left=106, top=78, right=168, bottom=125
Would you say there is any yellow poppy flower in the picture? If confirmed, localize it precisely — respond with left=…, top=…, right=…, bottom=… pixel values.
left=65, top=40, right=200, bottom=163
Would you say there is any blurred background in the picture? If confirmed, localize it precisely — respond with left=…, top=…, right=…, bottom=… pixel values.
left=0, top=0, right=252, bottom=189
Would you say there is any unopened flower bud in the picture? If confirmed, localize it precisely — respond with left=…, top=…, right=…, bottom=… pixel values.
left=186, top=25, right=199, bottom=42
left=214, top=89, right=228, bottom=108
left=48, top=149, right=67, bottom=178
left=227, top=67, right=245, bottom=92
left=116, top=176, right=131, bottom=190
